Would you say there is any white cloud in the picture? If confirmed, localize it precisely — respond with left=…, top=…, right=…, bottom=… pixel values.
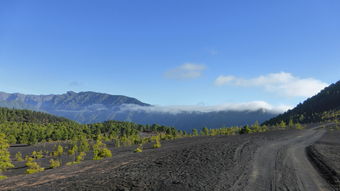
left=119, top=101, right=292, bottom=115
left=165, top=63, right=206, bottom=79
left=214, top=72, right=328, bottom=97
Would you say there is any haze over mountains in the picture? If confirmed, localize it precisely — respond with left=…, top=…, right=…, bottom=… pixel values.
left=0, top=91, right=284, bottom=130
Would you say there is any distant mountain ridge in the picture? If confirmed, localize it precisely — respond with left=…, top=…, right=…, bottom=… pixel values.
left=264, top=80, right=340, bottom=125
left=0, top=91, right=149, bottom=111
left=0, top=91, right=278, bottom=131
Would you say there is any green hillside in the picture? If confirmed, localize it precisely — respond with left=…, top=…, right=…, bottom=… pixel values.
left=0, top=107, right=71, bottom=123
left=0, top=107, right=179, bottom=145
left=264, top=80, right=340, bottom=125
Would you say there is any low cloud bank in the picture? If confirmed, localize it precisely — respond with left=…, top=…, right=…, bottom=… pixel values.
left=119, top=101, right=292, bottom=115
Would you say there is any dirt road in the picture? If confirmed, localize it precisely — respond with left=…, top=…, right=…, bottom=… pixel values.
left=247, top=127, right=332, bottom=191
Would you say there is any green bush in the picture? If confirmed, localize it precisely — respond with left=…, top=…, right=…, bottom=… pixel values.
left=31, top=151, right=43, bottom=159
left=152, top=135, right=161, bottom=148
left=76, top=152, right=86, bottom=163
left=93, top=136, right=112, bottom=160
left=0, top=133, right=14, bottom=177
left=15, top=152, right=24, bottom=161
left=134, top=144, right=143, bottom=153
left=49, top=159, right=61, bottom=168
left=53, top=145, right=63, bottom=157
left=26, top=157, right=44, bottom=174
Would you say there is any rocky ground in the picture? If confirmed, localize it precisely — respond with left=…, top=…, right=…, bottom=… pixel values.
left=0, top=125, right=339, bottom=191
left=307, top=130, right=340, bottom=191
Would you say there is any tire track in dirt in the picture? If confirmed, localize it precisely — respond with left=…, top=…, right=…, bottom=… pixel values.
left=246, top=127, right=332, bottom=191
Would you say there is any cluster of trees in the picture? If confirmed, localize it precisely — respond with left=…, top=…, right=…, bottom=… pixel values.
left=0, top=120, right=179, bottom=145
left=0, top=107, right=71, bottom=124
left=191, top=120, right=304, bottom=137
left=264, top=80, right=340, bottom=125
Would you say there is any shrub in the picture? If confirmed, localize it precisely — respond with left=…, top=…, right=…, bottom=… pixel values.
left=53, top=145, right=63, bottom=157
left=93, top=136, right=112, bottom=160
left=192, top=129, right=199, bottom=136
left=49, top=159, right=61, bottom=168
left=239, top=125, right=252, bottom=134
left=26, top=157, right=44, bottom=174
left=152, top=136, right=161, bottom=149
left=76, top=152, right=86, bottom=163
left=0, top=175, right=7, bottom=180
left=31, top=151, right=43, bottom=159
left=79, top=137, right=90, bottom=152
left=296, top=123, right=304, bottom=130
left=15, top=152, right=24, bottom=161
left=134, top=144, right=143, bottom=153
left=68, top=145, right=78, bottom=156
left=0, top=133, right=14, bottom=178
left=67, top=152, right=87, bottom=165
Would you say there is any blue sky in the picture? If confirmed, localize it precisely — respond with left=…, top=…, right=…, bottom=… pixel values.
left=0, top=0, right=339, bottom=110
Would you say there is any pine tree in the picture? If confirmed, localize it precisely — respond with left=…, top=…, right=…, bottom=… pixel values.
left=25, top=157, right=44, bottom=174
left=192, top=129, right=199, bottom=136
left=92, top=135, right=112, bottom=160
left=288, top=119, right=294, bottom=128
left=0, top=133, right=14, bottom=179
left=15, top=152, right=24, bottom=162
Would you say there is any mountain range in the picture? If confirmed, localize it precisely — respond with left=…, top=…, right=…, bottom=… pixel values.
left=0, top=91, right=278, bottom=131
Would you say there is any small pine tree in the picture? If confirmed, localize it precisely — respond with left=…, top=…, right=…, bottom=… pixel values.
left=279, top=121, right=287, bottom=129
left=49, top=159, right=61, bottom=168
left=31, top=151, right=43, bottom=159
left=152, top=136, right=161, bottom=148
left=296, top=123, right=304, bottom=130
left=202, top=127, right=209, bottom=136
left=78, top=136, right=90, bottom=152
left=68, top=144, right=78, bottom=161
left=75, top=152, right=86, bottom=163
left=240, top=125, right=252, bottom=134
left=0, top=133, right=14, bottom=179
left=288, top=119, right=294, bottom=129
left=192, top=129, right=199, bottom=136
left=92, top=135, right=112, bottom=160
left=134, top=144, right=143, bottom=153
left=26, top=157, right=44, bottom=174
left=252, top=121, right=260, bottom=132
left=53, top=145, right=64, bottom=157
left=15, top=152, right=24, bottom=162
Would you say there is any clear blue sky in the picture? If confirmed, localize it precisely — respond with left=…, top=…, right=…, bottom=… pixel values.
left=0, top=0, right=339, bottom=108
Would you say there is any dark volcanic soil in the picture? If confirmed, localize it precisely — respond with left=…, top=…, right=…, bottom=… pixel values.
left=307, top=130, right=340, bottom=191
left=0, top=126, right=339, bottom=191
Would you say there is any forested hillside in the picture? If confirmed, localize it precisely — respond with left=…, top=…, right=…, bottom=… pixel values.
left=0, top=107, right=178, bottom=145
left=0, top=107, right=71, bottom=123
left=265, top=80, right=340, bottom=125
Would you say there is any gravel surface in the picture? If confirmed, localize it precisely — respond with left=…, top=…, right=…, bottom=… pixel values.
left=0, top=127, right=338, bottom=191
left=307, top=130, right=340, bottom=191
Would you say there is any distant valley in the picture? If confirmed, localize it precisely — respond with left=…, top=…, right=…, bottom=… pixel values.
left=0, top=91, right=279, bottom=131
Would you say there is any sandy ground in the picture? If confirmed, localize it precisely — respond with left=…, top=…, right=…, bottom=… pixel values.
left=0, top=125, right=339, bottom=191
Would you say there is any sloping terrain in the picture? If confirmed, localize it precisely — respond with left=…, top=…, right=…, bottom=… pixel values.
left=265, top=80, right=340, bottom=125
left=1, top=127, right=335, bottom=191
left=307, top=129, right=340, bottom=191
left=247, top=125, right=332, bottom=191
